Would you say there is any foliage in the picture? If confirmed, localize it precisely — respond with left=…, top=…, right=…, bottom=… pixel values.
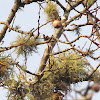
left=91, top=70, right=100, bottom=82
left=0, top=54, right=14, bottom=82
left=6, top=51, right=100, bottom=99
left=30, top=51, right=89, bottom=99
left=3, top=51, right=88, bottom=100
left=83, top=0, right=95, bottom=6
left=46, top=52, right=88, bottom=82
left=11, top=35, right=39, bottom=57
left=44, top=1, right=59, bottom=21
left=7, top=78, right=30, bottom=100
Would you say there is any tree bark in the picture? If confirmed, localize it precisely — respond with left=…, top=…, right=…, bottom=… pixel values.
left=0, top=0, right=20, bottom=42
left=38, top=28, right=63, bottom=73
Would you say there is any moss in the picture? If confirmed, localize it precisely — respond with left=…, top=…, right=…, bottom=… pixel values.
left=0, top=54, right=14, bottom=82
left=83, top=0, right=95, bottom=7
left=31, top=51, right=88, bottom=99
left=44, top=1, right=59, bottom=21
left=43, top=52, right=88, bottom=83
left=11, top=35, right=39, bottom=57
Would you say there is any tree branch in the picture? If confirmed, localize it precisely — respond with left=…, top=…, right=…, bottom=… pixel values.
left=0, top=0, right=21, bottom=42
left=38, top=27, right=64, bottom=73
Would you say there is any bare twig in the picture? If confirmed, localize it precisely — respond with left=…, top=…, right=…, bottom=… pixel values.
left=0, top=22, right=28, bottom=34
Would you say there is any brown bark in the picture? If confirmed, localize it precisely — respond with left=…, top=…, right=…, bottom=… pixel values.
left=38, top=28, right=63, bottom=73
left=0, top=0, right=21, bottom=42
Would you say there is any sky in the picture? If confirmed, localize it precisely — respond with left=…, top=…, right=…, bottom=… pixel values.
left=0, top=0, right=100, bottom=100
